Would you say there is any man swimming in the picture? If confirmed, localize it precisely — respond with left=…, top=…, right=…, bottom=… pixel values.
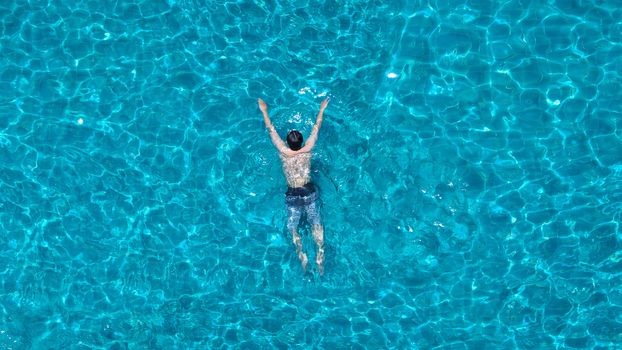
left=258, top=97, right=329, bottom=275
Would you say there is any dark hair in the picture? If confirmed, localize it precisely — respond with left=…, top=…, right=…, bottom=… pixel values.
left=286, top=130, right=303, bottom=151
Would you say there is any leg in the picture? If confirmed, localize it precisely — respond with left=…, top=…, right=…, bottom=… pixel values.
left=292, top=231, right=308, bottom=272
left=287, top=204, right=307, bottom=272
left=311, top=224, right=324, bottom=275
left=305, top=197, right=324, bottom=275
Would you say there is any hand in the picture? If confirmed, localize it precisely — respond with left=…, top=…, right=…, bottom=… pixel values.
left=320, top=97, right=330, bottom=111
left=258, top=98, right=268, bottom=113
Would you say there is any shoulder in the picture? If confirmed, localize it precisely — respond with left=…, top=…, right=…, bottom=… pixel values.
left=279, top=148, right=311, bottom=158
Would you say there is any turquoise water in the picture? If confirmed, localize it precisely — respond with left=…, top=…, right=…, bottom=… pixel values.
left=1, top=0, right=621, bottom=348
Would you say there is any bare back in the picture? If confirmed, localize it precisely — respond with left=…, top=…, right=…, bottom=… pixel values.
left=279, top=152, right=312, bottom=188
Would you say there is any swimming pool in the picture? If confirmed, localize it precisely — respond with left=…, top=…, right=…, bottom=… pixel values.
left=1, top=0, right=621, bottom=348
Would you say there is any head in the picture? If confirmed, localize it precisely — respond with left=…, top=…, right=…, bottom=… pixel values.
left=286, top=130, right=303, bottom=151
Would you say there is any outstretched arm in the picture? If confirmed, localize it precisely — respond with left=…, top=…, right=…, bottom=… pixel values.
left=300, top=97, right=329, bottom=152
left=258, top=98, right=289, bottom=153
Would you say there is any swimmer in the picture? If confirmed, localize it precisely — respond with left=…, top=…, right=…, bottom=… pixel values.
left=258, top=97, right=329, bottom=275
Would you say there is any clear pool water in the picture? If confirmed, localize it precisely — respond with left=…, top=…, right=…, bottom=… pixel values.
left=1, top=0, right=621, bottom=348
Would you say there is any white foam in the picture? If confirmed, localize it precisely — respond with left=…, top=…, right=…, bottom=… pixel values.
left=298, top=87, right=311, bottom=95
